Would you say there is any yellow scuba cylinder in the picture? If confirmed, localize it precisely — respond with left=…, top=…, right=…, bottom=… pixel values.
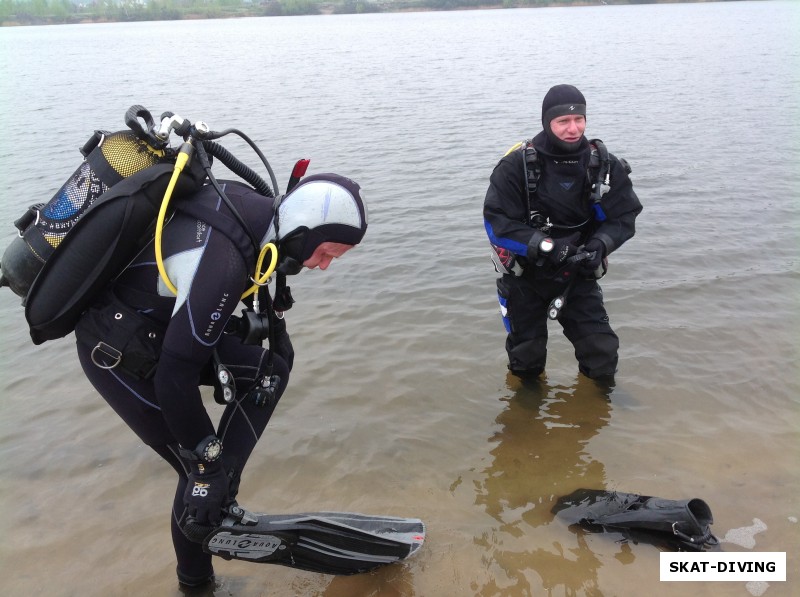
left=0, top=130, right=168, bottom=299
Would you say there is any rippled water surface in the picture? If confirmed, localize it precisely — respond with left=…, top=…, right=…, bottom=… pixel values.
left=1, top=1, right=798, bottom=595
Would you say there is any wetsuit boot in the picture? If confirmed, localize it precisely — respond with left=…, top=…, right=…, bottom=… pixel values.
left=177, top=568, right=215, bottom=589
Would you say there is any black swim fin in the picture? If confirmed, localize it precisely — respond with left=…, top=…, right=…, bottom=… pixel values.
left=201, top=505, right=426, bottom=575
left=553, top=488, right=718, bottom=550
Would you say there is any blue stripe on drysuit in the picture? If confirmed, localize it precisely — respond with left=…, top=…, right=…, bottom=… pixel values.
left=484, top=219, right=528, bottom=258
left=497, top=290, right=512, bottom=333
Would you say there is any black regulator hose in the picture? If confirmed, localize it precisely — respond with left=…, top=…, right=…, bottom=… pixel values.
left=202, top=127, right=280, bottom=199
left=203, top=140, right=275, bottom=198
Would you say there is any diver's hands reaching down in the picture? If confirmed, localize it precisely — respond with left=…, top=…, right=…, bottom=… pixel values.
left=184, top=461, right=230, bottom=527
left=179, top=436, right=231, bottom=542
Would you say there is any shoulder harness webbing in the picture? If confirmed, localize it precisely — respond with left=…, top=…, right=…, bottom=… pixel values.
left=515, top=138, right=618, bottom=225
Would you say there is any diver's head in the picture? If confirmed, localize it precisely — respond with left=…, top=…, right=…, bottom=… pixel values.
left=275, top=173, right=367, bottom=274
left=541, top=84, right=587, bottom=153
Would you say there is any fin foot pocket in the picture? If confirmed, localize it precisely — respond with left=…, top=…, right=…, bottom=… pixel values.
left=553, top=488, right=717, bottom=550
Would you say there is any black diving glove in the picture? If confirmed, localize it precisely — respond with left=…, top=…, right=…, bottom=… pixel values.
left=531, top=232, right=581, bottom=268
left=180, top=436, right=230, bottom=535
left=185, top=461, right=230, bottom=527
left=578, top=238, right=606, bottom=277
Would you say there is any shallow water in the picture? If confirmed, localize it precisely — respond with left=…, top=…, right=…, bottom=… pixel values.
left=1, top=1, right=799, bottom=595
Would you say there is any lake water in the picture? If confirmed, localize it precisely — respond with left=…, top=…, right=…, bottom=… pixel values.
left=0, top=1, right=798, bottom=595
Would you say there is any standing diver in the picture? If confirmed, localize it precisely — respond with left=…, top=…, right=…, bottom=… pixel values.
left=73, top=172, right=374, bottom=588
left=484, top=84, right=642, bottom=382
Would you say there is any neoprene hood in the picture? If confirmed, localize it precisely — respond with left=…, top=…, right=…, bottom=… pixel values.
left=542, top=84, right=587, bottom=153
left=276, top=173, right=368, bottom=264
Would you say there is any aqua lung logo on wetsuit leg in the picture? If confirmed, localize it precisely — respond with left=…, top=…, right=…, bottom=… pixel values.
left=206, top=532, right=286, bottom=561
left=204, top=293, right=229, bottom=339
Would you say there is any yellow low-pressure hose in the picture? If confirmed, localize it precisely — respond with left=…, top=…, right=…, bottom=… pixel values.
left=156, top=142, right=279, bottom=299
left=242, top=243, right=278, bottom=299
left=155, top=142, right=194, bottom=295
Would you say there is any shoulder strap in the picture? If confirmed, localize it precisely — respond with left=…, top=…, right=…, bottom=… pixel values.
left=588, top=139, right=610, bottom=222
left=500, top=139, right=541, bottom=226
left=176, top=200, right=255, bottom=267
left=521, top=139, right=539, bottom=226
left=521, top=139, right=539, bottom=193
left=588, top=138, right=608, bottom=171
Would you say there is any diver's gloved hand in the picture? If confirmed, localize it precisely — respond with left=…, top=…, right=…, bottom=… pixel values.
left=185, top=460, right=230, bottom=527
left=532, top=232, right=581, bottom=268
left=180, top=436, right=230, bottom=535
left=578, top=238, right=606, bottom=277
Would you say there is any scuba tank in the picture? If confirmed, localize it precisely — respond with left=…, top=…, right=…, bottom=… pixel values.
left=0, top=105, right=282, bottom=345
left=0, top=112, right=170, bottom=299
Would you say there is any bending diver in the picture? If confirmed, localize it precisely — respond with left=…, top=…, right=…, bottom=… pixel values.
left=77, top=173, right=425, bottom=586
left=0, top=108, right=424, bottom=589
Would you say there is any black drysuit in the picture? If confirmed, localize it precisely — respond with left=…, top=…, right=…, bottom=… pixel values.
left=483, top=132, right=642, bottom=378
left=75, top=182, right=291, bottom=583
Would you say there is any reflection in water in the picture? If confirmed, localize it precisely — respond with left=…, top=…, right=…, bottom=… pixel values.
left=322, top=562, right=420, bottom=597
left=473, top=373, right=614, bottom=595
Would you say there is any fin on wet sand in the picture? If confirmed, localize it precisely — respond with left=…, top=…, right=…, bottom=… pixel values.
left=201, top=506, right=426, bottom=575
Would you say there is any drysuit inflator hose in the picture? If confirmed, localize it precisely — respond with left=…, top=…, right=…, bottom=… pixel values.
left=154, top=140, right=278, bottom=297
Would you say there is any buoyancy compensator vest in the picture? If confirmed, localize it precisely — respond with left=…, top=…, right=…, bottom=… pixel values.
left=506, top=137, right=626, bottom=231
left=0, top=105, right=269, bottom=345
left=489, top=138, right=629, bottom=279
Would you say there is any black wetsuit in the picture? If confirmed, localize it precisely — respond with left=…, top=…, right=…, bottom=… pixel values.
left=483, top=132, right=642, bottom=378
left=75, top=181, right=290, bottom=582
